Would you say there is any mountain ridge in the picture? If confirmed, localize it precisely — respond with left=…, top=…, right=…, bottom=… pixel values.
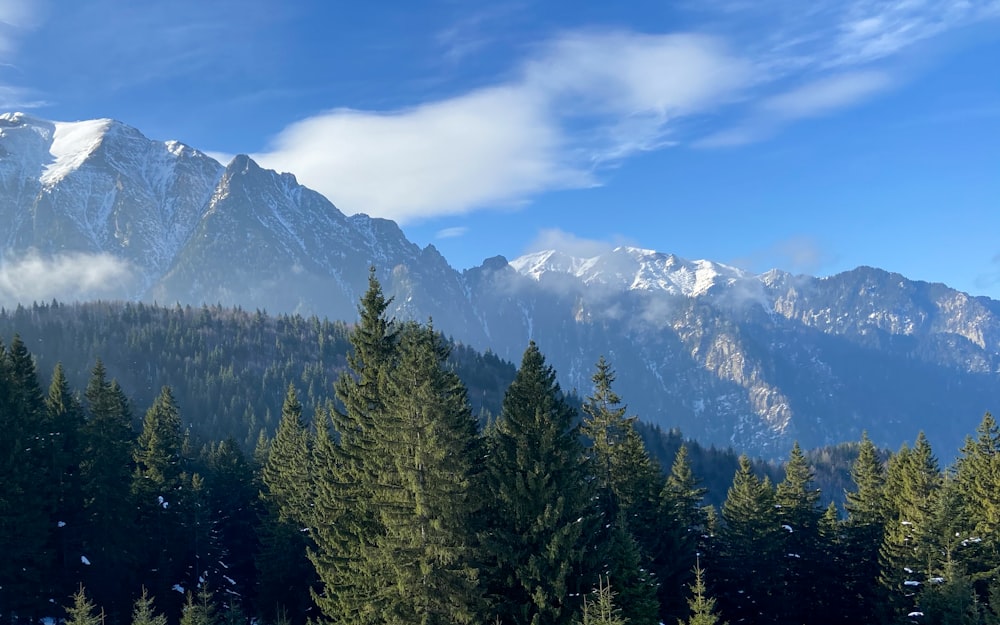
left=1, top=112, right=997, bottom=458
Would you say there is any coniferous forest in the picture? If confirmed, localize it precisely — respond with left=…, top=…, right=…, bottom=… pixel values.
left=3, top=274, right=1000, bottom=625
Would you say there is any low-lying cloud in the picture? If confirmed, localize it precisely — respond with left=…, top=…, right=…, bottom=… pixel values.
left=0, top=251, right=136, bottom=305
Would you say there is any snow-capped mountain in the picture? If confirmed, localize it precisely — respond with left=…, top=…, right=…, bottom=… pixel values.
left=2, top=112, right=998, bottom=458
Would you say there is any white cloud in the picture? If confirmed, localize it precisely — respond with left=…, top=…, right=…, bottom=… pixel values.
left=436, top=226, right=469, bottom=239
left=0, top=251, right=136, bottom=304
left=523, top=229, right=635, bottom=259
left=252, top=2, right=998, bottom=220
left=762, top=71, right=892, bottom=119
left=254, top=31, right=750, bottom=223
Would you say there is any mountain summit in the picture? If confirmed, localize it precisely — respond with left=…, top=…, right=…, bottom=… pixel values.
left=2, top=113, right=998, bottom=457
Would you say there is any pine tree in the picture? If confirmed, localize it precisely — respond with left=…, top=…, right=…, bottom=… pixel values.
left=0, top=337, right=56, bottom=619
left=580, top=357, right=662, bottom=624
left=481, top=341, right=596, bottom=625
left=715, top=455, right=781, bottom=624
left=369, top=323, right=483, bottom=625
left=132, top=386, right=190, bottom=609
left=575, top=577, right=628, bottom=625
left=260, top=385, right=312, bottom=525
left=65, top=585, right=105, bottom=625
left=656, top=445, right=707, bottom=623
left=774, top=442, right=822, bottom=625
left=310, top=269, right=396, bottom=624
left=131, top=587, right=168, bottom=625
left=953, top=413, right=1000, bottom=600
left=257, top=387, right=316, bottom=625
left=678, top=562, right=725, bottom=625
left=879, top=433, right=942, bottom=623
left=78, top=360, right=137, bottom=622
left=179, top=586, right=218, bottom=625
left=46, top=362, right=88, bottom=598
left=841, top=433, right=888, bottom=623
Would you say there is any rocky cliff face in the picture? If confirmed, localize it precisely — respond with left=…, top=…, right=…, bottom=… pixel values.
left=3, top=112, right=997, bottom=457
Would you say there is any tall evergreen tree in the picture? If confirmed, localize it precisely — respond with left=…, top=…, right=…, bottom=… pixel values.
left=580, top=357, right=662, bottom=624
left=481, top=341, right=596, bottom=625
left=369, top=322, right=484, bottom=625
left=879, top=433, right=942, bottom=623
left=132, top=386, right=191, bottom=610
left=656, top=445, right=708, bottom=623
left=574, top=577, right=627, bottom=625
left=79, top=360, right=137, bottom=623
left=953, top=413, right=1000, bottom=600
left=715, top=455, right=781, bottom=624
left=45, top=362, right=88, bottom=598
left=842, top=433, right=888, bottom=623
left=310, top=269, right=397, bottom=624
left=257, top=387, right=315, bottom=625
left=0, top=337, right=55, bottom=620
left=774, top=442, right=822, bottom=625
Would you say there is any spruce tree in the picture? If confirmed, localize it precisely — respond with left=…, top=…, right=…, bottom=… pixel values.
left=310, top=269, right=396, bottom=624
left=678, top=562, right=725, bottom=625
left=580, top=357, right=662, bottom=624
left=369, top=322, right=484, bottom=625
left=481, top=341, right=595, bottom=625
left=132, top=386, right=190, bottom=609
left=842, top=433, right=888, bottom=623
left=656, top=445, right=707, bottom=623
left=79, top=360, right=137, bottom=622
left=0, top=337, right=55, bottom=619
left=131, top=587, right=168, bottom=625
left=879, top=433, right=942, bottom=623
left=953, top=413, right=1000, bottom=599
left=574, top=577, right=628, bottom=625
left=46, top=362, right=88, bottom=598
left=774, top=442, right=822, bottom=625
left=716, top=455, right=781, bottom=624
left=257, top=387, right=316, bottom=625
left=65, top=585, right=105, bottom=625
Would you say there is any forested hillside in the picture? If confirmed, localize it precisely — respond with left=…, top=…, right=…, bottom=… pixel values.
left=2, top=277, right=999, bottom=625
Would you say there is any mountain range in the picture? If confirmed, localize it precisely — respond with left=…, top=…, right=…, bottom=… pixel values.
left=2, top=111, right=998, bottom=458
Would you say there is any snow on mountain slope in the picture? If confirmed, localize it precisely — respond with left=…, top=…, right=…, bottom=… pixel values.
left=40, top=118, right=114, bottom=185
left=511, top=246, right=750, bottom=297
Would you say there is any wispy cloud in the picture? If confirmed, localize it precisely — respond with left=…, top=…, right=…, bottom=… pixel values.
left=0, top=251, right=136, bottom=304
left=730, top=235, right=839, bottom=276
left=254, top=1, right=999, bottom=222
left=523, top=229, right=638, bottom=259
left=0, top=0, right=42, bottom=108
left=255, top=31, right=749, bottom=223
left=436, top=226, right=469, bottom=239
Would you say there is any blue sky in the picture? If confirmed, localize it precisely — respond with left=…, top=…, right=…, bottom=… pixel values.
left=3, top=0, right=1000, bottom=297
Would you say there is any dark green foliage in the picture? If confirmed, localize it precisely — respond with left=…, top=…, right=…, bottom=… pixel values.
left=879, top=433, right=943, bottom=623
left=715, top=455, right=781, bottom=624
left=656, top=445, right=708, bottom=623
left=481, top=341, right=596, bottom=625
left=132, top=386, right=192, bottom=613
left=310, top=270, right=396, bottom=624
left=580, top=357, right=662, bottom=624
left=257, top=385, right=316, bottom=625
left=0, top=337, right=56, bottom=618
left=370, top=323, right=484, bottom=625
left=774, top=442, right=822, bottom=625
